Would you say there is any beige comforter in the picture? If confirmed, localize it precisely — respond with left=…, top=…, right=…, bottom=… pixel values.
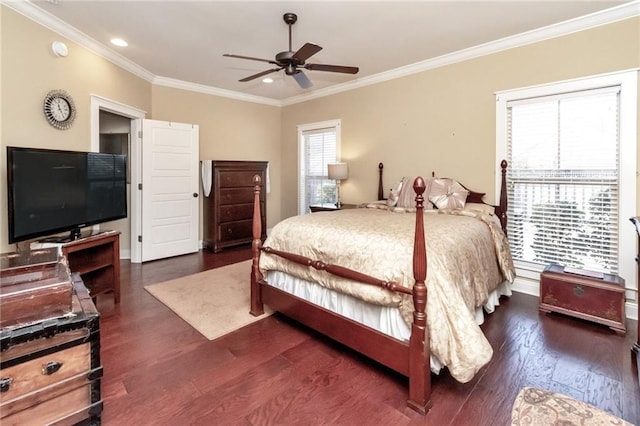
left=259, top=207, right=515, bottom=382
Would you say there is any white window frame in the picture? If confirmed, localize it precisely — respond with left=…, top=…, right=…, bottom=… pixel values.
left=297, top=119, right=342, bottom=216
left=496, top=69, right=638, bottom=299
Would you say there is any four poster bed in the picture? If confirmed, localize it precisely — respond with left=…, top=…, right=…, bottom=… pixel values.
left=249, top=160, right=514, bottom=414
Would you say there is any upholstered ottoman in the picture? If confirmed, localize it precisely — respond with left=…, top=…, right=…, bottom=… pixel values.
left=511, top=387, right=632, bottom=425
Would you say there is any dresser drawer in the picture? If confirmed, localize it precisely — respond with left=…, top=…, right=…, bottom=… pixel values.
left=218, top=220, right=253, bottom=243
left=0, top=343, right=90, bottom=402
left=218, top=170, right=263, bottom=188
left=219, top=203, right=254, bottom=223
left=219, top=187, right=255, bottom=205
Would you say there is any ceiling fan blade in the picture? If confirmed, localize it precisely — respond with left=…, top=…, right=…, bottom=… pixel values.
left=292, top=70, right=313, bottom=89
left=305, top=64, right=359, bottom=74
left=239, top=68, right=282, bottom=82
left=292, top=42, right=322, bottom=62
left=223, top=53, right=279, bottom=66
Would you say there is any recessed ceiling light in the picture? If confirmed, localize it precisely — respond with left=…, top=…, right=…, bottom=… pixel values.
left=262, top=78, right=274, bottom=84
left=110, top=38, right=128, bottom=47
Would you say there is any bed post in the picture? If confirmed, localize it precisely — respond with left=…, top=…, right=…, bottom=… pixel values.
left=250, top=174, right=264, bottom=316
left=378, top=162, right=384, bottom=201
left=407, top=176, right=432, bottom=414
left=497, top=160, right=508, bottom=234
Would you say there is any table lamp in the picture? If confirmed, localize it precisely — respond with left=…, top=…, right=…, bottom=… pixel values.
left=328, top=162, right=348, bottom=208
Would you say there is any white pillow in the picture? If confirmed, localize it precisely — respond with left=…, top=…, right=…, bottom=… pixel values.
left=386, top=179, right=404, bottom=207
left=428, top=178, right=469, bottom=209
left=397, top=176, right=433, bottom=209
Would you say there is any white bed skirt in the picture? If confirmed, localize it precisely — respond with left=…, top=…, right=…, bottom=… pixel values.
left=264, top=270, right=512, bottom=374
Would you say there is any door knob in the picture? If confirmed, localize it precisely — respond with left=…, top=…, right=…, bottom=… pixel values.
left=193, top=193, right=198, bottom=198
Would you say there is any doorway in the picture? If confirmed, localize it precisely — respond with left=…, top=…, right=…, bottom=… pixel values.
left=90, top=96, right=200, bottom=263
left=90, top=95, right=145, bottom=262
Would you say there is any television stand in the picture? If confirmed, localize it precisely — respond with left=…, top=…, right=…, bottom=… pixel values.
left=38, top=231, right=121, bottom=304
left=39, top=228, right=105, bottom=244
left=70, top=227, right=83, bottom=241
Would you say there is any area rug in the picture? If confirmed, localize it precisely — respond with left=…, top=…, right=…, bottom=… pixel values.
left=144, top=260, right=273, bottom=340
left=511, top=387, right=632, bottom=425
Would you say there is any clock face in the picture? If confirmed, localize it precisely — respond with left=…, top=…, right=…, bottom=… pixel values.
left=50, top=97, right=71, bottom=121
left=43, top=89, right=76, bottom=130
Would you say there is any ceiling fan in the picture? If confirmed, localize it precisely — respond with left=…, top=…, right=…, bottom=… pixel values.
left=223, top=12, right=359, bottom=89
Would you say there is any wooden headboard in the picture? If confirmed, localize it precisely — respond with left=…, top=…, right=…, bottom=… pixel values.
left=376, top=161, right=508, bottom=233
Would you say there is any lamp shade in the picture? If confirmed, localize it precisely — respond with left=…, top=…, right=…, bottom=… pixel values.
left=328, top=163, right=348, bottom=180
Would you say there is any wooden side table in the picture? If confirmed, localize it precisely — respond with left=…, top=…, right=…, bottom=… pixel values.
left=61, top=230, right=121, bottom=304
left=309, top=203, right=358, bottom=213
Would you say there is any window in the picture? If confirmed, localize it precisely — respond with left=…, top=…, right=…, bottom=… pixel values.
left=496, top=70, right=637, bottom=292
left=297, top=120, right=341, bottom=215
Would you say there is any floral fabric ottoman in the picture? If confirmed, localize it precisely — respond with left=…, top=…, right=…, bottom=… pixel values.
left=511, top=387, right=632, bottom=426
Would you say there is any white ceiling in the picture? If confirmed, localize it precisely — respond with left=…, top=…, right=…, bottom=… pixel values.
left=8, top=1, right=638, bottom=105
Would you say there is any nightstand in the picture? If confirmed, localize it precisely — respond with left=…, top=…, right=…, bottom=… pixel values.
left=309, top=203, right=358, bottom=213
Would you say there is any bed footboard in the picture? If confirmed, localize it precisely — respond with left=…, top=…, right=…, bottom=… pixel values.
left=250, top=173, right=432, bottom=414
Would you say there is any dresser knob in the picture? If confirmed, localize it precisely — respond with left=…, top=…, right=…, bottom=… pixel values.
left=42, top=361, right=63, bottom=375
left=573, top=285, right=585, bottom=297
left=0, top=377, right=12, bottom=392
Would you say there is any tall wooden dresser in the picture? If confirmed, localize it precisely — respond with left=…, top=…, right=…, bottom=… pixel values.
left=203, top=160, right=267, bottom=252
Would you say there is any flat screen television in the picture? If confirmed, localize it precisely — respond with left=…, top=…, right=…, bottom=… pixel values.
left=7, top=146, right=127, bottom=244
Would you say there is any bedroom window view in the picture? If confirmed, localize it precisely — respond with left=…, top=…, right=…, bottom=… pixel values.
left=298, top=122, right=340, bottom=214
left=506, top=88, right=620, bottom=274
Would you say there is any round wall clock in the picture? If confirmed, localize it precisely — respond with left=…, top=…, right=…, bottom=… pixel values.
left=43, top=89, right=76, bottom=130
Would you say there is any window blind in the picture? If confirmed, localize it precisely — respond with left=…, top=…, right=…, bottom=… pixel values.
left=506, top=87, right=620, bottom=274
left=299, top=127, right=338, bottom=214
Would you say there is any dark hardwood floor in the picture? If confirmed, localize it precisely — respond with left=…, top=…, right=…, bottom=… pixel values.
left=95, top=245, right=640, bottom=425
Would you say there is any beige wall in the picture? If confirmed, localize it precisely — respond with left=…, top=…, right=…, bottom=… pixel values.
left=2, top=6, right=639, bottom=256
left=1, top=7, right=152, bottom=254
left=151, top=85, right=282, bottom=236
left=281, top=17, right=640, bottom=219
left=0, top=7, right=281, bottom=254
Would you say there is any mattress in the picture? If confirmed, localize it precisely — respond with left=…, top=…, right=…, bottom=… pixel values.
left=264, top=269, right=512, bottom=374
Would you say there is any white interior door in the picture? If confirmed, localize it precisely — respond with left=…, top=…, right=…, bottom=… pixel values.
left=141, top=119, right=199, bottom=262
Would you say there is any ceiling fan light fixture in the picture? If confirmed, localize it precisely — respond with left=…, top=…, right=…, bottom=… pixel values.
left=285, top=64, right=296, bottom=75
left=262, top=77, right=274, bottom=84
left=223, top=12, right=358, bottom=89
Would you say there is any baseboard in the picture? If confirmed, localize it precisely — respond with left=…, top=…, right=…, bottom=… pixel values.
left=511, top=276, right=638, bottom=321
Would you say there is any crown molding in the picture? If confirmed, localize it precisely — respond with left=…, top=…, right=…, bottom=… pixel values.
left=282, top=1, right=640, bottom=106
left=152, top=76, right=282, bottom=107
left=4, top=0, right=639, bottom=108
left=3, top=0, right=156, bottom=82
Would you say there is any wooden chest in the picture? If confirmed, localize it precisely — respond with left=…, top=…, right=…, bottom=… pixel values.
left=0, top=274, right=102, bottom=425
left=0, top=248, right=73, bottom=329
left=539, top=264, right=626, bottom=335
left=203, top=160, right=268, bottom=252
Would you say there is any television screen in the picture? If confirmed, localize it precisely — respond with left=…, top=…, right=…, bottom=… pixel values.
left=7, top=147, right=127, bottom=244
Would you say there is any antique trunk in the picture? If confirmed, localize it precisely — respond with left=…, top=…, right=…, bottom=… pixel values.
left=0, top=273, right=102, bottom=425
left=539, top=264, right=626, bottom=334
left=0, top=248, right=73, bottom=328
